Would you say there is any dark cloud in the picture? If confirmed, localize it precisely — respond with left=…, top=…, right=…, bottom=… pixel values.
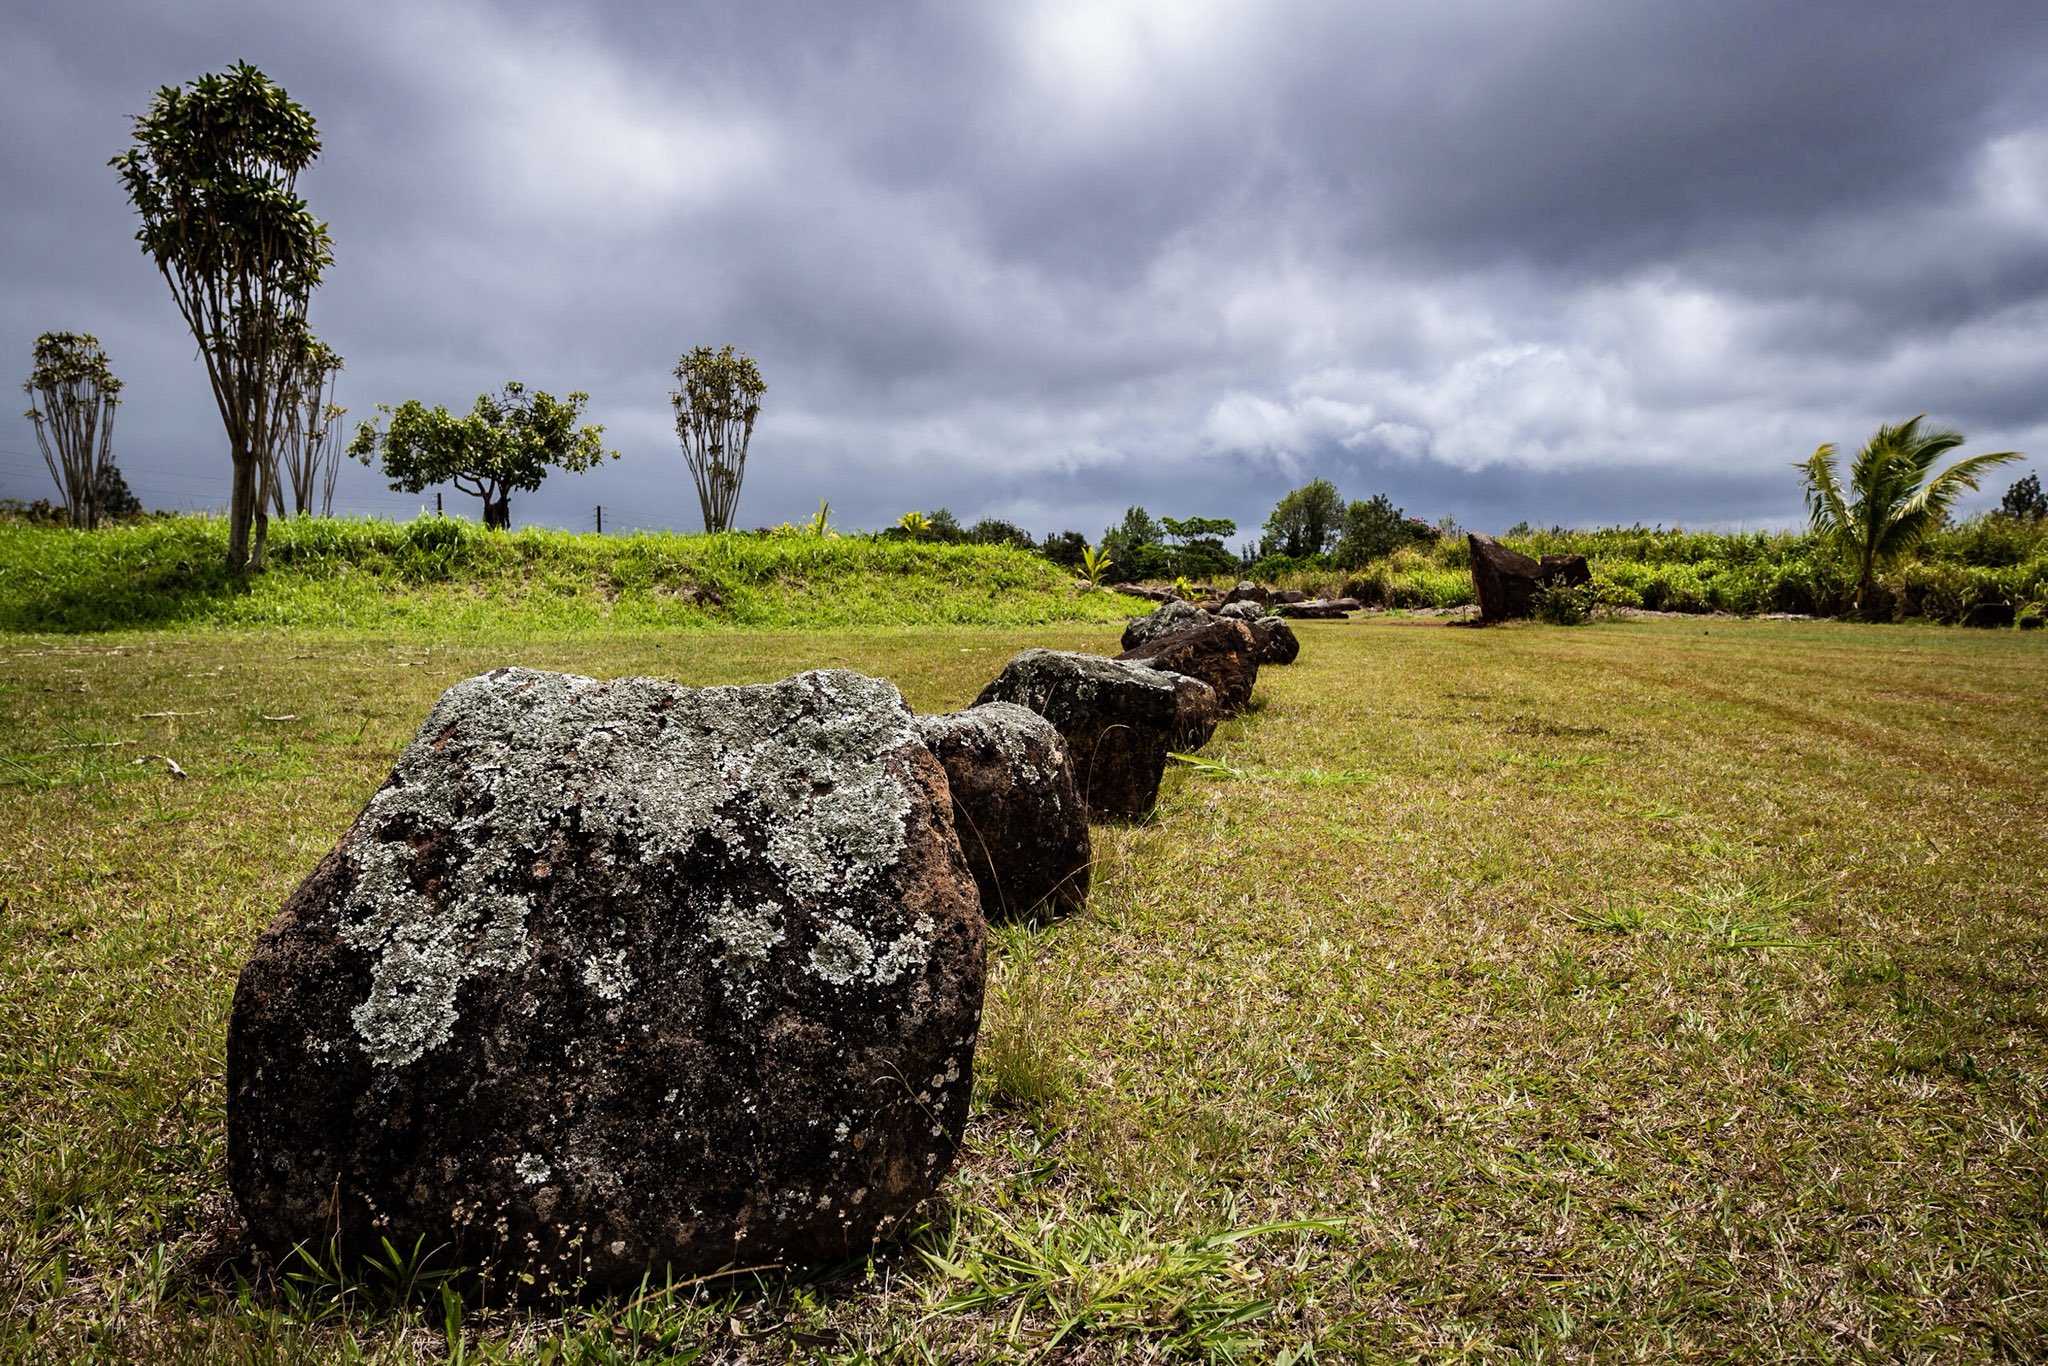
left=4, top=0, right=2045, bottom=542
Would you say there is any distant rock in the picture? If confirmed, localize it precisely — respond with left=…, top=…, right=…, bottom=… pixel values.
left=975, top=649, right=1181, bottom=820
left=917, top=703, right=1090, bottom=921
left=1117, top=619, right=1261, bottom=716
left=1215, top=599, right=1265, bottom=621
left=228, top=667, right=985, bottom=1297
left=1221, top=581, right=1270, bottom=607
left=1274, top=598, right=1360, bottom=620
left=1270, top=589, right=1308, bottom=604
left=1964, top=601, right=2016, bottom=628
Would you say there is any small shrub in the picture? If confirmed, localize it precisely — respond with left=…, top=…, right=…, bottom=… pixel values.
left=1531, top=581, right=1596, bottom=625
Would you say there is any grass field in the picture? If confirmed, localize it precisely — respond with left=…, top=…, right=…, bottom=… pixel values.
left=3, top=614, right=2046, bottom=1361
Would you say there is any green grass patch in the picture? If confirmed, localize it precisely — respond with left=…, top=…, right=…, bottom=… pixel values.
left=4, top=616, right=2047, bottom=1358
left=0, top=516, right=1132, bottom=633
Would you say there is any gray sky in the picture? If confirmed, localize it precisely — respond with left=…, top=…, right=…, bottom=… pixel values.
left=6, top=0, right=2047, bottom=546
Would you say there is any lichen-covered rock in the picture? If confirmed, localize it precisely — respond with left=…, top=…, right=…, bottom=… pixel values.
left=1161, top=671, right=1221, bottom=752
left=1215, top=599, right=1266, bottom=622
left=1117, top=619, right=1260, bottom=716
left=1221, top=581, right=1270, bottom=607
left=1120, top=599, right=1212, bottom=651
left=227, top=667, right=985, bottom=1297
left=1249, top=615, right=1301, bottom=665
left=916, top=703, right=1090, bottom=922
left=975, top=649, right=1180, bottom=820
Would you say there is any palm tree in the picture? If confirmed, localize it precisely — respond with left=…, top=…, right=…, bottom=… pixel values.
left=1798, top=415, right=2021, bottom=614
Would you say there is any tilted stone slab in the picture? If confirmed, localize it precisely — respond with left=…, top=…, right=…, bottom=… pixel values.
left=228, top=667, right=985, bottom=1297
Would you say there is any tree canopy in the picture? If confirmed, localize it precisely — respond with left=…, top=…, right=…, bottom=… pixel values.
left=113, top=62, right=332, bottom=569
left=23, top=332, right=123, bottom=530
left=1799, top=414, right=2020, bottom=612
left=349, top=383, right=617, bottom=529
left=2000, top=473, right=2046, bottom=521
left=1261, top=479, right=1344, bottom=559
left=671, top=346, right=765, bottom=533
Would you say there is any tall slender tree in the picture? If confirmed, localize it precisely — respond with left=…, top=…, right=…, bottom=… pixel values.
left=671, top=345, right=765, bottom=533
left=1799, top=415, right=2021, bottom=613
left=112, top=62, right=333, bottom=570
left=268, top=336, right=344, bottom=517
left=23, top=332, right=122, bottom=529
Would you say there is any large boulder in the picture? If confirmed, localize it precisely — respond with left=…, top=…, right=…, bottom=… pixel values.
left=1214, top=599, right=1265, bottom=622
left=975, top=650, right=1181, bottom=820
left=916, top=703, right=1090, bottom=922
left=1120, top=599, right=1212, bottom=651
left=1117, top=619, right=1261, bottom=716
left=228, top=667, right=986, bottom=1297
left=1469, top=535, right=1594, bottom=622
left=1221, top=581, right=1270, bottom=607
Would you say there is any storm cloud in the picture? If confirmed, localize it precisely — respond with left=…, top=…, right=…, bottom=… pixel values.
left=5, top=0, right=2046, bottom=546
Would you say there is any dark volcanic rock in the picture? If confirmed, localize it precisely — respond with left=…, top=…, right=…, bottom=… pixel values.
left=1117, top=620, right=1260, bottom=716
left=1270, top=589, right=1308, bottom=604
left=1249, top=615, right=1301, bottom=665
left=1275, top=598, right=1360, bottom=619
left=1162, top=671, right=1221, bottom=751
left=975, top=650, right=1181, bottom=820
left=1963, top=601, right=2016, bottom=628
left=228, top=667, right=985, bottom=1297
left=1540, top=555, right=1591, bottom=588
left=1221, top=581, right=1269, bottom=607
left=1470, top=533, right=1544, bottom=621
left=917, top=703, right=1090, bottom=921
left=2022, top=614, right=2044, bottom=631
left=1213, top=600, right=1300, bottom=662
left=1470, top=535, right=1592, bottom=622
left=1120, top=599, right=1212, bottom=651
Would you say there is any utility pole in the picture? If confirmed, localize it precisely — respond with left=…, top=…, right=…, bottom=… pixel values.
left=596, top=504, right=604, bottom=534
left=435, top=492, right=442, bottom=515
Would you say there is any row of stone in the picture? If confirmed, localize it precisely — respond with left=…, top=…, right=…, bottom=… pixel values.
left=223, top=599, right=1299, bottom=1299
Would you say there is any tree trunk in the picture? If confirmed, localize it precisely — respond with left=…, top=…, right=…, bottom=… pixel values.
left=228, top=448, right=259, bottom=571
left=485, top=494, right=511, bottom=530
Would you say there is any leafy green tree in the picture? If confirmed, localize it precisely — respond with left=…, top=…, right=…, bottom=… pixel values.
left=671, top=345, right=764, bottom=533
left=1159, top=514, right=1238, bottom=579
left=349, top=383, right=617, bottom=529
left=23, top=332, right=123, bottom=529
left=926, top=507, right=966, bottom=542
left=1260, top=479, right=1344, bottom=559
left=1101, top=506, right=1168, bottom=581
left=1040, top=530, right=1088, bottom=568
left=1333, top=494, right=1408, bottom=568
left=96, top=463, right=144, bottom=520
left=1799, top=415, right=2021, bottom=613
left=113, top=62, right=333, bottom=570
left=2000, top=472, right=2046, bottom=521
left=968, top=517, right=1035, bottom=550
